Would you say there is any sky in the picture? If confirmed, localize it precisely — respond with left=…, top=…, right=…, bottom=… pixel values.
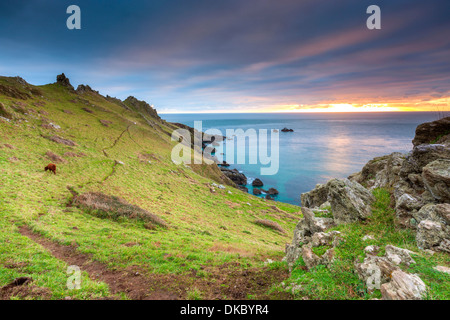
left=0, top=0, right=449, bottom=113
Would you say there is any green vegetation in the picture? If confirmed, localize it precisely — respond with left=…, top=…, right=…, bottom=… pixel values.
left=1, top=76, right=448, bottom=300
left=272, top=188, right=450, bottom=300
left=0, top=76, right=300, bottom=299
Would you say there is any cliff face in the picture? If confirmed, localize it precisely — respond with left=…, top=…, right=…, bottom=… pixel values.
left=349, top=117, right=450, bottom=235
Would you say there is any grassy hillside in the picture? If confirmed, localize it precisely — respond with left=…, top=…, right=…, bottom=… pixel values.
left=1, top=76, right=448, bottom=301
left=0, top=76, right=300, bottom=300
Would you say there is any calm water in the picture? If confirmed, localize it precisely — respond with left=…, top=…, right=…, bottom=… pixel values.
left=161, top=112, right=439, bottom=205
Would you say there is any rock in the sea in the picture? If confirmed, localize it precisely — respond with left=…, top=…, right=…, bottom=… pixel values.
left=380, top=270, right=427, bottom=300
left=253, top=188, right=262, bottom=195
left=422, top=159, right=450, bottom=202
left=412, top=117, right=450, bottom=147
left=267, top=187, right=279, bottom=195
left=252, top=178, right=263, bottom=187
left=281, top=128, right=294, bottom=132
left=326, top=178, right=375, bottom=224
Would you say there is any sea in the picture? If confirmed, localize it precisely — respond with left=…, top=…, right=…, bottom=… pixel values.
left=160, top=112, right=440, bottom=206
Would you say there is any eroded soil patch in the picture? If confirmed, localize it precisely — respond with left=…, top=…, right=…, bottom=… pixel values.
left=18, top=226, right=179, bottom=300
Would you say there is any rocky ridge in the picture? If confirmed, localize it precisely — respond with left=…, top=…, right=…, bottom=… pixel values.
left=284, top=117, right=450, bottom=300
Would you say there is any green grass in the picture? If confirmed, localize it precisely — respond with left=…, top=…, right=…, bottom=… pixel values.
left=0, top=76, right=300, bottom=299
left=273, top=188, right=450, bottom=300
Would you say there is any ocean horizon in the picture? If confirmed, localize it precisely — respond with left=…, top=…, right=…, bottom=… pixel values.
left=161, top=112, right=442, bottom=205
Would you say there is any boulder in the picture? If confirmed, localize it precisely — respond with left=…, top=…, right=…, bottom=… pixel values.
left=267, top=188, right=279, bottom=195
left=413, top=203, right=450, bottom=225
left=326, top=178, right=375, bottom=224
left=301, top=246, right=335, bottom=270
left=355, top=255, right=399, bottom=289
left=412, top=117, right=450, bottom=147
left=350, top=152, right=405, bottom=189
left=434, top=266, right=450, bottom=274
left=400, top=144, right=450, bottom=179
left=321, top=248, right=336, bottom=266
left=384, top=245, right=416, bottom=267
left=422, top=159, right=450, bottom=202
left=301, top=183, right=328, bottom=208
left=301, top=247, right=321, bottom=270
left=416, top=219, right=449, bottom=251
left=380, top=270, right=427, bottom=300
left=253, top=188, right=262, bottom=195
left=252, top=178, right=263, bottom=187
left=310, top=231, right=341, bottom=247
left=364, top=245, right=380, bottom=255
left=302, top=178, right=375, bottom=224
left=237, top=186, right=248, bottom=193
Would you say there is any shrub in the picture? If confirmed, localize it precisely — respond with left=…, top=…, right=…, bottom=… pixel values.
left=254, top=219, right=285, bottom=233
left=73, top=192, right=168, bottom=228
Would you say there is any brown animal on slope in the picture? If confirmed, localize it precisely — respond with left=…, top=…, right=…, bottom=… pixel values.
left=44, top=163, right=57, bottom=175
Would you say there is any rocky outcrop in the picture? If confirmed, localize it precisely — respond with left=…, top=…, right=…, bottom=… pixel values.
left=422, top=159, right=450, bottom=202
left=346, top=117, right=450, bottom=251
left=76, top=84, right=99, bottom=95
left=268, top=188, right=279, bottom=195
left=416, top=220, right=450, bottom=252
left=301, top=183, right=328, bottom=208
left=412, top=117, right=450, bottom=147
left=220, top=168, right=247, bottom=185
left=301, top=178, right=375, bottom=224
left=56, top=73, right=74, bottom=90
left=354, top=244, right=427, bottom=299
left=349, top=152, right=406, bottom=190
left=326, top=179, right=375, bottom=224
left=283, top=207, right=336, bottom=271
left=124, top=96, right=160, bottom=120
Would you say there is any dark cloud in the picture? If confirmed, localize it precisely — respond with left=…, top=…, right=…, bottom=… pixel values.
left=0, top=0, right=449, bottom=111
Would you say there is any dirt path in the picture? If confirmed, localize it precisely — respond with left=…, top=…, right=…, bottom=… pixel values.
left=18, top=226, right=180, bottom=300
left=17, top=226, right=292, bottom=300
